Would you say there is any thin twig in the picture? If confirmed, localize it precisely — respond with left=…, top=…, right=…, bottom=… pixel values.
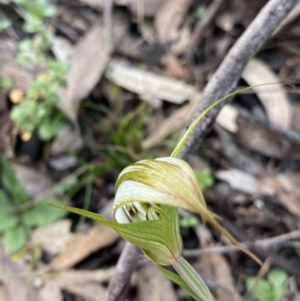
left=103, top=243, right=142, bottom=301
left=183, top=229, right=300, bottom=257
left=186, top=0, right=227, bottom=63
left=180, top=0, right=298, bottom=160
left=238, top=109, right=300, bottom=146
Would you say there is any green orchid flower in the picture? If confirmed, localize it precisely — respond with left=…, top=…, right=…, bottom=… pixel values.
left=49, top=85, right=278, bottom=301
left=113, top=157, right=259, bottom=263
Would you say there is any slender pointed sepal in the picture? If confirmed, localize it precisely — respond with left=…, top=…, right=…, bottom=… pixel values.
left=48, top=203, right=182, bottom=266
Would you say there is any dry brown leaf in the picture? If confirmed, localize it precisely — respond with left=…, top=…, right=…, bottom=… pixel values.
left=236, top=204, right=281, bottom=228
left=52, top=37, right=73, bottom=61
left=242, top=58, right=292, bottom=129
left=136, top=264, right=179, bottom=301
left=139, top=19, right=156, bottom=45
left=216, top=104, right=239, bottom=133
left=79, top=0, right=162, bottom=16
left=106, top=59, right=197, bottom=107
left=216, top=12, right=238, bottom=33
left=0, top=114, right=17, bottom=158
left=57, top=24, right=108, bottom=122
left=37, top=280, right=63, bottom=301
left=115, top=0, right=162, bottom=17
left=57, top=12, right=128, bottom=122
left=31, top=219, right=73, bottom=256
left=48, top=224, right=119, bottom=271
left=171, top=24, right=192, bottom=55
left=12, top=164, right=54, bottom=198
left=0, top=285, right=6, bottom=301
left=141, top=95, right=198, bottom=149
left=62, top=282, right=106, bottom=301
left=79, top=0, right=104, bottom=8
left=236, top=114, right=300, bottom=159
left=0, top=255, right=39, bottom=301
left=54, top=267, right=115, bottom=287
left=162, top=53, right=190, bottom=78
left=194, top=226, right=215, bottom=280
left=195, top=227, right=239, bottom=301
left=215, top=169, right=257, bottom=195
left=210, top=254, right=239, bottom=301
left=291, top=104, right=300, bottom=133
left=48, top=155, right=78, bottom=171
left=154, top=0, right=193, bottom=43
left=236, top=114, right=284, bottom=158
left=56, top=7, right=88, bottom=33
left=258, top=172, right=300, bottom=217
left=257, top=172, right=282, bottom=197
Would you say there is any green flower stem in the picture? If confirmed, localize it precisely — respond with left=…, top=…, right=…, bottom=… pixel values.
left=170, top=82, right=295, bottom=158
left=172, top=255, right=215, bottom=301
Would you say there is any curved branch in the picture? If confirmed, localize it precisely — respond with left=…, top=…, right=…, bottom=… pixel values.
left=180, top=0, right=298, bottom=160
left=103, top=243, right=142, bottom=301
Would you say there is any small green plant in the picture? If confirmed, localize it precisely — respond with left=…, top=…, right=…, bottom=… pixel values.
left=13, top=0, right=56, bottom=65
left=8, top=0, right=69, bottom=140
left=0, top=62, right=13, bottom=93
left=83, top=98, right=152, bottom=171
left=0, top=156, right=67, bottom=253
left=108, top=102, right=152, bottom=167
left=180, top=216, right=199, bottom=228
left=0, top=75, right=13, bottom=92
left=10, top=60, right=69, bottom=140
left=246, top=268, right=288, bottom=301
left=195, top=168, right=214, bottom=190
left=0, top=18, right=12, bottom=32
left=193, top=4, right=207, bottom=19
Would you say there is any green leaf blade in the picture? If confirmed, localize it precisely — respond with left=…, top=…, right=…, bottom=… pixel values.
left=157, top=265, right=204, bottom=301
left=0, top=215, right=19, bottom=232
left=22, top=199, right=68, bottom=227
left=3, top=226, right=26, bottom=253
left=267, top=268, right=288, bottom=288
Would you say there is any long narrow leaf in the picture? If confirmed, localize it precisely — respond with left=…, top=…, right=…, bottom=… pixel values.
left=172, top=255, right=216, bottom=301
left=47, top=203, right=181, bottom=265
left=157, top=265, right=204, bottom=301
